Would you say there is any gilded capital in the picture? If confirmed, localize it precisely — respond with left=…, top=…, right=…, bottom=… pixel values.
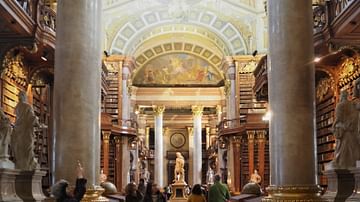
left=102, top=131, right=111, bottom=142
left=153, top=105, right=165, bottom=116
left=257, top=130, right=266, bottom=140
left=247, top=130, right=255, bottom=140
left=192, top=105, right=204, bottom=116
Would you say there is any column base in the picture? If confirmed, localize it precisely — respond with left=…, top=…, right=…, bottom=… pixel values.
left=323, top=169, right=354, bottom=202
left=15, top=170, right=46, bottom=202
left=81, top=187, right=109, bottom=202
left=346, top=166, right=360, bottom=202
left=261, top=185, right=326, bottom=202
left=0, top=168, right=22, bottom=202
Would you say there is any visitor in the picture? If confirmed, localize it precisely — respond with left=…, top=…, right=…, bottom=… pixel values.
left=187, top=184, right=206, bottom=202
left=125, top=182, right=144, bottom=202
left=51, top=161, right=87, bottom=202
left=138, top=178, right=146, bottom=196
left=208, top=175, right=230, bottom=202
left=143, top=182, right=166, bottom=202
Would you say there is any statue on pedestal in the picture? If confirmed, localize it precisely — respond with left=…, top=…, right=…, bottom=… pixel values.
left=329, top=91, right=360, bottom=169
left=174, top=152, right=185, bottom=183
left=0, top=108, right=14, bottom=168
left=11, top=91, right=40, bottom=170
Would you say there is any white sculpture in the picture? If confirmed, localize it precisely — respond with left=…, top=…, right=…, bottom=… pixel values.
left=206, top=168, right=214, bottom=185
left=174, top=152, right=185, bottom=183
left=0, top=108, right=14, bottom=168
left=11, top=91, right=40, bottom=170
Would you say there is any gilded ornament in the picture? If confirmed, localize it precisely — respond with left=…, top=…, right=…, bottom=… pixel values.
left=153, top=105, right=165, bottom=116
left=2, top=52, right=27, bottom=87
left=338, top=57, right=360, bottom=86
left=316, top=78, right=333, bottom=102
left=192, top=105, right=204, bottom=116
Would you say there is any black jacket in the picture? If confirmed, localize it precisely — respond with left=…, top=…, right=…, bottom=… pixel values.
left=57, top=178, right=87, bottom=202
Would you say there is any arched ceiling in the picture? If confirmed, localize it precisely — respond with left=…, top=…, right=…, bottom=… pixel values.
left=103, top=0, right=267, bottom=73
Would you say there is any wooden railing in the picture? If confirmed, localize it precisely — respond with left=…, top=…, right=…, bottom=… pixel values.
left=39, top=4, right=56, bottom=32
left=15, top=0, right=35, bottom=19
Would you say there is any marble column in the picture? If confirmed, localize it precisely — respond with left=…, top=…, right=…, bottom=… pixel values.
left=153, top=106, right=165, bottom=187
left=265, top=0, right=324, bottom=201
left=102, top=131, right=111, bottom=176
left=192, top=105, right=203, bottom=185
left=226, top=61, right=237, bottom=125
left=54, top=0, right=102, bottom=185
left=122, top=65, right=130, bottom=124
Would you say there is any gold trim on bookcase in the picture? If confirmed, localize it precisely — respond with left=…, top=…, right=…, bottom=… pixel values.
left=262, top=185, right=327, bottom=202
left=338, top=56, right=360, bottom=87
left=316, top=77, right=334, bottom=102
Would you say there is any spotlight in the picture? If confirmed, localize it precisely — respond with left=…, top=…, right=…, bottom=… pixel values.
left=252, top=50, right=258, bottom=57
left=104, top=51, right=109, bottom=57
left=314, top=57, right=321, bottom=63
left=41, top=51, right=48, bottom=61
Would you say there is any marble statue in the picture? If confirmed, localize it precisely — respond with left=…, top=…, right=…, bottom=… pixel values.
left=329, top=91, right=360, bottom=169
left=11, top=91, right=40, bottom=170
left=0, top=108, right=14, bottom=168
left=174, top=152, right=185, bottom=182
left=249, top=169, right=261, bottom=184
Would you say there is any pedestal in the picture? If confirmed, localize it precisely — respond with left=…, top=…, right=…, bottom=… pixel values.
left=0, top=169, right=22, bottom=202
left=346, top=164, right=360, bottom=201
left=15, top=170, right=46, bottom=202
left=322, top=169, right=355, bottom=202
left=170, top=182, right=188, bottom=202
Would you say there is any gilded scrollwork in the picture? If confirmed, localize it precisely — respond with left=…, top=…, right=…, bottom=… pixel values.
left=191, top=105, right=204, bottom=116
left=2, top=51, right=28, bottom=87
left=316, top=77, right=334, bottom=102
left=338, top=56, right=360, bottom=86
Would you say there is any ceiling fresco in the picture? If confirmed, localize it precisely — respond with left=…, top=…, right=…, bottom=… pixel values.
left=132, top=53, right=224, bottom=87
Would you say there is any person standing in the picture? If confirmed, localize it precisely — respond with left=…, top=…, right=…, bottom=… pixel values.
left=187, top=184, right=206, bottom=202
left=208, top=175, right=230, bottom=202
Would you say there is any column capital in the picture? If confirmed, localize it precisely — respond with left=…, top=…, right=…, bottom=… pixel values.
left=257, top=130, right=267, bottom=140
left=192, top=105, right=204, bottom=116
left=102, top=131, right=111, bottom=142
left=153, top=105, right=165, bottom=116
left=247, top=130, right=255, bottom=140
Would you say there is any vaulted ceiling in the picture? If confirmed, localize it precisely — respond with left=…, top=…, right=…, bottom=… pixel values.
left=102, top=0, right=268, bottom=68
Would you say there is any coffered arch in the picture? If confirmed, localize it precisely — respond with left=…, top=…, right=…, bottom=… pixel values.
left=108, top=8, right=250, bottom=55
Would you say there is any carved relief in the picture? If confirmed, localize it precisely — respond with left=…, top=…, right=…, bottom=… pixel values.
left=338, top=56, right=360, bottom=87
left=316, top=77, right=334, bottom=102
left=2, top=51, right=28, bottom=87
